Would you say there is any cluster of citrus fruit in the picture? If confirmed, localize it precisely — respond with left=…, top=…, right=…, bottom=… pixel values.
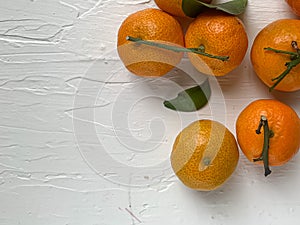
left=116, top=0, right=300, bottom=191
left=117, top=5, right=248, bottom=77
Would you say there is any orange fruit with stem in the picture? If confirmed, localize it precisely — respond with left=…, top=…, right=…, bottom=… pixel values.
left=154, top=0, right=212, bottom=17
left=286, top=0, right=300, bottom=16
left=171, top=120, right=239, bottom=191
left=236, top=99, right=300, bottom=176
left=251, top=19, right=300, bottom=92
left=117, top=8, right=184, bottom=77
left=184, top=10, right=248, bottom=76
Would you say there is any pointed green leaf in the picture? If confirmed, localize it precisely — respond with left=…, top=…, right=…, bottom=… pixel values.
left=163, top=78, right=211, bottom=112
left=182, top=0, right=248, bottom=18
left=182, top=0, right=208, bottom=18
left=198, top=0, right=248, bottom=15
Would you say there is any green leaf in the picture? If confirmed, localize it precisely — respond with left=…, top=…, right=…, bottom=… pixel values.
left=163, top=78, right=211, bottom=112
left=182, top=0, right=248, bottom=18
left=199, top=0, right=248, bottom=15
left=182, top=0, right=208, bottom=18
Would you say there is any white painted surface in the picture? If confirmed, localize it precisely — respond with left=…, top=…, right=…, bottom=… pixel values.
left=1, top=0, right=300, bottom=225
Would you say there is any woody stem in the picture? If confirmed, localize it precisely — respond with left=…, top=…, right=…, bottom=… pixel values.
left=254, top=115, right=273, bottom=177
left=263, top=47, right=298, bottom=56
left=264, top=41, right=300, bottom=91
left=126, top=36, right=229, bottom=61
left=269, top=57, right=300, bottom=91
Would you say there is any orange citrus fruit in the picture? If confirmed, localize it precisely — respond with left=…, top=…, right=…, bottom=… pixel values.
left=184, top=10, right=248, bottom=76
left=236, top=99, right=300, bottom=175
left=154, top=0, right=212, bottom=17
left=171, top=120, right=239, bottom=191
left=117, top=8, right=184, bottom=77
left=286, top=0, right=300, bottom=16
left=251, top=19, right=300, bottom=92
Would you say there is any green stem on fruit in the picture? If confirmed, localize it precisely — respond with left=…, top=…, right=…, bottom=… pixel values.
left=263, top=47, right=298, bottom=57
left=253, top=115, right=274, bottom=177
left=126, top=36, right=229, bottom=61
left=269, top=57, right=300, bottom=92
left=264, top=41, right=300, bottom=91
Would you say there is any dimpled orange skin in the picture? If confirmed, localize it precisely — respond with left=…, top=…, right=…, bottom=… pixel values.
left=154, top=0, right=212, bottom=17
left=251, top=19, right=300, bottom=92
left=236, top=99, right=300, bottom=166
left=171, top=120, right=239, bottom=191
left=286, top=0, right=300, bottom=16
left=154, top=0, right=186, bottom=17
left=184, top=10, right=248, bottom=76
left=117, top=8, right=184, bottom=77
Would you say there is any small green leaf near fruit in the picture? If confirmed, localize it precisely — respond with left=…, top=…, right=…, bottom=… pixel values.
left=182, top=0, right=248, bottom=18
left=163, top=78, right=211, bottom=112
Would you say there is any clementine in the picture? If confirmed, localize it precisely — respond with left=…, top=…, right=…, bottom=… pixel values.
left=236, top=99, right=300, bottom=176
left=184, top=10, right=248, bottom=76
left=171, top=120, right=239, bottom=191
left=117, top=8, right=184, bottom=77
left=251, top=19, right=300, bottom=92
left=286, top=0, right=300, bottom=16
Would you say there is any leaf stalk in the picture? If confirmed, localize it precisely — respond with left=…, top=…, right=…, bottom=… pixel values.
left=126, top=36, right=229, bottom=61
left=265, top=41, right=300, bottom=91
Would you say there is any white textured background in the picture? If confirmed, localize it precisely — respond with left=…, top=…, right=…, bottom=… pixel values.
left=1, top=0, right=300, bottom=225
